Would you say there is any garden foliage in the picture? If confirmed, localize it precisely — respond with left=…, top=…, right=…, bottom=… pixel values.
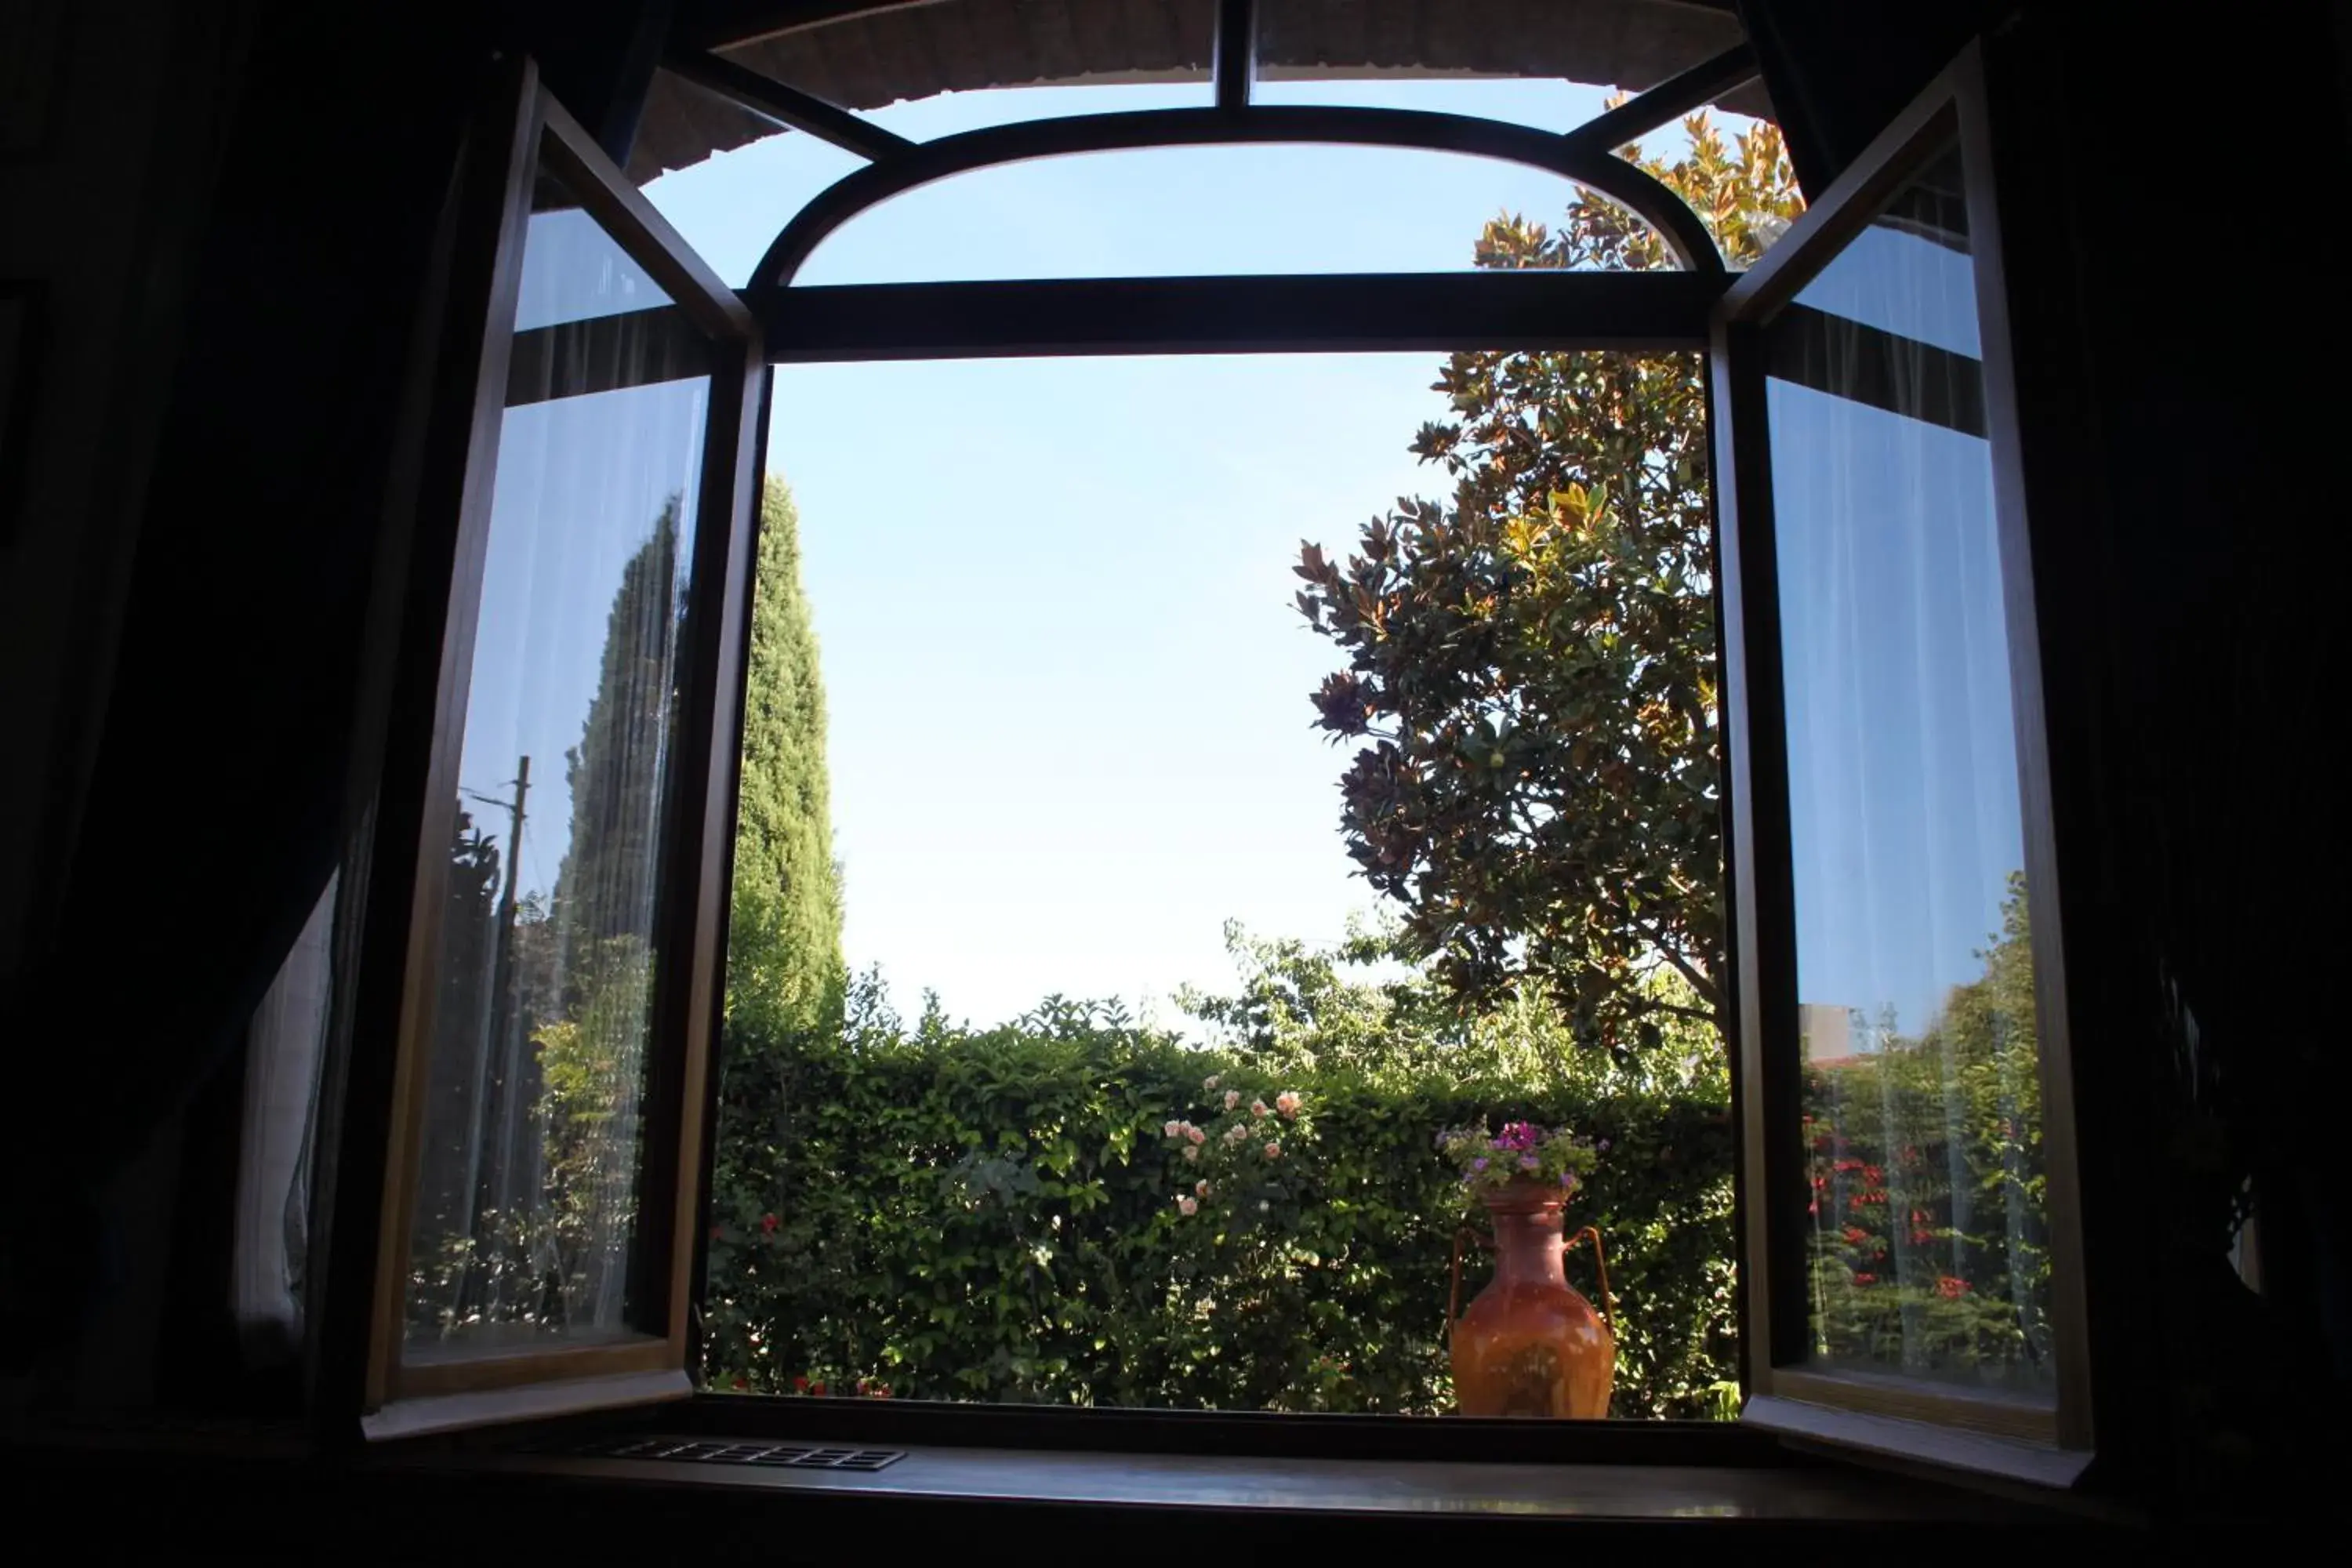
left=701, top=931, right=1740, bottom=1419
left=1294, top=112, right=1801, bottom=1047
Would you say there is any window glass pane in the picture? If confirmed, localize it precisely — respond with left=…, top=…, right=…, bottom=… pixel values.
left=793, top=143, right=1670, bottom=281
left=405, top=165, right=712, bottom=1353
left=1764, top=148, right=2055, bottom=1397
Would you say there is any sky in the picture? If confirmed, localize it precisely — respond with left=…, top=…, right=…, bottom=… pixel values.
left=452, top=73, right=2024, bottom=1038
left=1770, top=196, right=2027, bottom=1042
left=633, top=77, right=1676, bottom=1027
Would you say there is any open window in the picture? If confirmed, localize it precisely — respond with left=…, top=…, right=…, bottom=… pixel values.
left=351, top=60, right=763, bottom=1438
left=340, top=16, right=2097, bottom=1507
left=1710, top=45, right=2091, bottom=1486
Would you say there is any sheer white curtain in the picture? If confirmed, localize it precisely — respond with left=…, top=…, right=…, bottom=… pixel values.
left=233, top=873, right=336, bottom=1363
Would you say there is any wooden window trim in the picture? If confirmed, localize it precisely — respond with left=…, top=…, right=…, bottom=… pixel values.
left=1710, top=38, right=2095, bottom=1486
left=352, top=59, right=764, bottom=1432
left=322, top=34, right=2119, bottom=1497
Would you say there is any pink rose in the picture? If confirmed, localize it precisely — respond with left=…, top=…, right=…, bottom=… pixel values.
left=1223, top=1090, right=1241, bottom=1111
left=1263, top=1142, right=1281, bottom=1159
left=1178, top=1196, right=1198, bottom=1216
left=1163, top=1120, right=1181, bottom=1138
left=1182, top=1145, right=1199, bottom=1163
left=1275, top=1091, right=1301, bottom=1119
left=1195, top=1180, right=1210, bottom=1197
left=1185, top=1124, right=1207, bottom=1145
left=1203, top=1075, right=1220, bottom=1091
left=1250, top=1100, right=1269, bottom=1119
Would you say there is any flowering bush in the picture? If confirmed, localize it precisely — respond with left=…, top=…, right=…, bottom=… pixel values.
left=701, top=979, right=1737, bottom=1419
left=1436, top=1120, right=1599, bottom=1198
left=1161, top=1073, right=1310, bottom=1222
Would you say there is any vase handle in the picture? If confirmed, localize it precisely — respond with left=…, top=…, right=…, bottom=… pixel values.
left=1566, top=1224, right=1615, bottom=1339
left=1446, top=1224, right=1492, bottom=1342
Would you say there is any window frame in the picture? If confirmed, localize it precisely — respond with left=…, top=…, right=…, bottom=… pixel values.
left=344, top=58, right=766, bottom=1437
left=325, top=27, right=2113, bottom=1509
left=1708, top=42, right=2093, bottom=1486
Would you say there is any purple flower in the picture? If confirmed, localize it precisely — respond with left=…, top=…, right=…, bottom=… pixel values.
left=1519, top=1154, right=1539, bottom=1171
left=1472, top=1157, right=1489, bottom=1171
left=1596, top=1138, right=1611, bottom=1153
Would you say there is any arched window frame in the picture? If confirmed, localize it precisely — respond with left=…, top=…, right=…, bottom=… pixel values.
left=335, top=1, right=2101, bottom=1506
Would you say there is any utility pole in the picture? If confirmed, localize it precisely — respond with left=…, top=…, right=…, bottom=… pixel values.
left=485, top=756, right=532, bottom=1214
left=458, top=757, right=530, bottom=1247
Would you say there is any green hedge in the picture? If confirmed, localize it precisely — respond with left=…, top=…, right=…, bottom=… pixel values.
left=702, top=993, right=1737, bottom=1417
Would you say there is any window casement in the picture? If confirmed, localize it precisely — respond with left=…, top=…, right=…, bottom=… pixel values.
left=1711, top=53, right=2091, bottom=1486
left=339, top=60, right=763, bottom=1436
left=323, top=12, right=2097, bottom=1502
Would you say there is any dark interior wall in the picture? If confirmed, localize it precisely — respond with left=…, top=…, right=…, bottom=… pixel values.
left=1737, top=0, right=2003, bottom=196
left=0, top=0, right=709, bottom=1421
left=0, top=0, right=271, bottom=1410
left=0, top=0, right=2344, bottom=1515
left=0, top=0, right=510, bottom=1412
left=0, top=0, right=259, bottom=1044
left=1978, top=1, right=2350, bottom=1504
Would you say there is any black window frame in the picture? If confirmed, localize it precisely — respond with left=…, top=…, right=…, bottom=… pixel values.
left=1709, top=44, right=2094, bottom=1488
left=321, top=8, right=2109, bottom=1514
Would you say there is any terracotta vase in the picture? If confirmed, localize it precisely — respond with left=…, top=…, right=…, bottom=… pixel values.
left=1450, top=1181, right=1615, bottom=1418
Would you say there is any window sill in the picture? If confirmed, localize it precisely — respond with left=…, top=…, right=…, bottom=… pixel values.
left=1744, top=1393, right=2092, bottom=1490
left=4, top=1411, right=2118, bottom=1547
left=392, top=1437, right=2070, bottom=1526
left=356, top=1395, right=2114, bottom=1535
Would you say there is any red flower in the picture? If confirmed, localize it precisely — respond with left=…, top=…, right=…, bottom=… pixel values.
left=1852, top=1273, right=1877, bottom=1286
left=1833, top=1158, right=1862, bottom=1173
left=1911, top=1229, right=1933, bottom=1246
left=1936, top=1276, right=1971, bottom=1299
left=1842, top=1226, right=1869, bottom=1244
left=870, top=1386, right=893, bottom=1399
left=731, top=1377, right=748, bottom=1391
left=1806, top=1199, right=1818, bottom=1216
left=791, top=1376, right=809, bottom=1393
left=1909, top=1209, right=1928, bottom=1225
left=1849, top=1194, right=1866, bottom=1210
left=760, top=1213, right=780, bottom=1234
left=1862, top=1165, right=1884, bottom=1186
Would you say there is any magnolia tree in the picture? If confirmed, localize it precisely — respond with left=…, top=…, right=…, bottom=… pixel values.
left=1295, top=113, right=1802, bottom=1054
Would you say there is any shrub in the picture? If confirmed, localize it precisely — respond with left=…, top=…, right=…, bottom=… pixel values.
left=701, top=974, right=1737, bottom=1417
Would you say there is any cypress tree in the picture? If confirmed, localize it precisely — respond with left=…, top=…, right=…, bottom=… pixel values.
left=555, top=499, right=683, bottom=966
left=724, top=477, right=844, bottom=1039
left=702, top=479, right=844, bottom=1381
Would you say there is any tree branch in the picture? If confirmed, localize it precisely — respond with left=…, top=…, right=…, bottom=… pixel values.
left=1630, top=994, right=1719, bottom=1026
left=1621, top=906, right=1719, bottom=1013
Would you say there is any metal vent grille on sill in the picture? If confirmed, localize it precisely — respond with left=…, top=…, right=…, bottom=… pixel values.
left=575, top=1437, right=905, bottom=1472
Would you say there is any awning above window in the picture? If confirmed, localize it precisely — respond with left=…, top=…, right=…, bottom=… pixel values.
left=630, top=0, right=1773, bottom=184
